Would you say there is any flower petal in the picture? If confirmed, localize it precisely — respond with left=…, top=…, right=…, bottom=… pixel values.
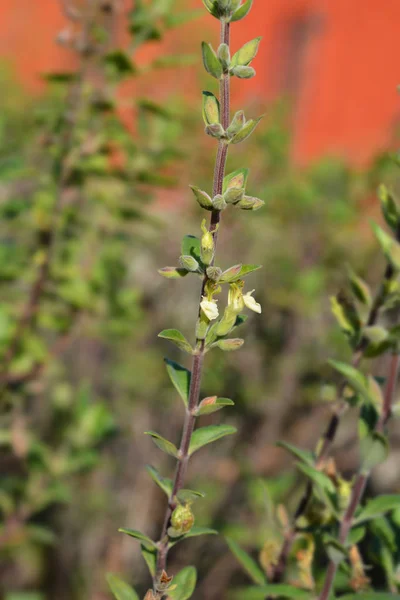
left=200, top=298, right=219, bottom=320
left=243, top=291, right=262, bottom=314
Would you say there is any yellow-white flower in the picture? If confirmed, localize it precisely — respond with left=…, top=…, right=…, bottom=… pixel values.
left=243, top=290, right=262, bottom=314
left=200, top=297, right=219, bottom=321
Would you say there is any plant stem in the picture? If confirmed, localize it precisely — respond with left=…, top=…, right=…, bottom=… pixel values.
left=154, top=20, right=231, bottom=585
left=318, top=350, right=399, bottom=600
left=271, top=260, right=396, bottom=585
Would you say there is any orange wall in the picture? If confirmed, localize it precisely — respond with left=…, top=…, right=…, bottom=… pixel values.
left=1, top=0, right=400, bottom=165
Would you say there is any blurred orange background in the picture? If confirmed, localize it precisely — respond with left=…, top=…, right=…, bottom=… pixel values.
left=1, top=0, right=400, bottom=165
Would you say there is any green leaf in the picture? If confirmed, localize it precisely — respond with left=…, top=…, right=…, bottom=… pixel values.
left=356, top=495, right=400, bottom=523
left=189, top=425, right=237, bottom=455
left=202, top=0, right=220, bottom=19
left=168, top=526, right=218, bottom=547
left=220, top=264, right=261, bottom=283
left=159, top=267, right=189, bottom=279
left=159, top=330, right=193, bottom=354
left=230, top=116, right=263, bottom=144
left=330, top=294, right=360, bottom=338
left=225, top=537, right=266, bottom=585
left=165, top=359, right=191, bottom=406
left=181, top=235, right=202, bottom=263
left=214, top=338, right=244, bottom=351
left=340, top=594, right=400, bottom=600
left=277, top=441, right=314, bottom=466
left=223, top=168, right=249, bottom=193
left=146, top=465, right=173, bottom=497
left=379, top=184, right=399, bottom=231
left=167, top=566, right=197, bottom=600
left=196, top=396, right=234, bottom=416
left=202, top=91, right=220, bottom=125
left=106, top=574, right=139, bottom=600
left=323, top=535, right=347, bottom=564
left=104, top=51, right=136, bottom=76
left=231, top=37, right=261, bottom=67
left=296, top=463, right=336, bottom=494
left=141, top=545, right=157, bottom=577
left=347, top=525, right=366, bottom=545
left=372, top=221, right=400, bottom=270
left=144, top=431, right=179, bottom=458
left=231, top=586, right=309, bottom=600
left=201, top=42, right=223, bottom=79
left=118, top=528, right=156, bottom=550
left=347, top=267, right=372, bottom=306
left=360, top=432, right=389, bottom=472
left=329, top=360, right=371, bottom=404
left=231, top=0, right=254, bottom=22
left=177, top=489, right=205, bottom=503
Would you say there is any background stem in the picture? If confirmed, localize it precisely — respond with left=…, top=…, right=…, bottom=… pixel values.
left=318, top=351, right=399, bottom=600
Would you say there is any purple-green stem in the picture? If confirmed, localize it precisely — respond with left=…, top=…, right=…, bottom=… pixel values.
left=318, top=351, right=400, bottom=600
left=154, top=20, right=231, bottom=585
left=271, top=261, right=397, bottom=586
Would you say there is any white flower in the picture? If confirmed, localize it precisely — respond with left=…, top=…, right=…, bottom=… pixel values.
left=243, top=290, right=262, bottom=314
left=200, top=297, right=219, bottom=321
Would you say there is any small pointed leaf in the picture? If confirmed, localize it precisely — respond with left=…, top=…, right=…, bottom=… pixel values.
left=379, top=184, right=399, bottom=232
left=230, top=117, right=263, bottom=144
left=159, top=330, right=193, bottom=354
left=196, top=396, right=234, bottom=416
left=372, top=222, right=400, bottom=270
left=360, top=432, right=389, bottom=472
left=181, top=235, right=202, bottom=263
left=296, top=463, right=336, bottom=494
left=231, top=0, right=254, bottom=22
left=144, top=432, right=179, bottom=458
left=159, top=267, right=189, bottom=279
left=356, top=494, right=400, bottom=523
left=214, top=338, right=244, bottom=351
left=167, top=566, right=197, bottom=600
left=189, top=424, right=236, bottom=455
left=176, top=489, right=205, bottom=503
left=226, top=537, right=266, bottom=585
left=141, top=545, right=157, bottom=577
left=118, top=528, right=157, bottom=550
left=201, top=42, right=223, bottom=79
left=165, top=358, right=191, bottom=406
left=277, top=441, right=314, bottom=466
left=146, top=465, right=173, bottom=497
left=107, top=574, right=139, bottom=600
left=231, top=37, right=262, bottom=67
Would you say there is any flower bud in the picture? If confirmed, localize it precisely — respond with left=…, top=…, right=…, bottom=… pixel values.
left=205, top=123, right=225, bottom=139
left=212, top=194, right=227, bottom=211
left=179, top=255, right=199, bottom=272
left=200, top=220, right=215, bottom=265
left=206, top=266, right=222, bottom=281
left=171, top=503, right=195, bottom=535
left=227, top=110, right=245, bottom=137
left=217, top=43, right=231, bottom=72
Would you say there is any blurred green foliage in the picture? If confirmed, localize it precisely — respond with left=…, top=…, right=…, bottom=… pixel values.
left=1, top=3, right=400, bottom=599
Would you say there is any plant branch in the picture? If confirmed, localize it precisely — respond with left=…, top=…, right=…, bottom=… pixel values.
left=154, top=19, right=231, bottom=588
left=318, top=350, right=399, bottom=600
left=271, top=259, right=397, bottom=585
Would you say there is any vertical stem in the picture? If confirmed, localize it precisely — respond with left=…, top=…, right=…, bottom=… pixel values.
left=271, top=260, right=398, bottom=586
left=154, top=20, right=231, bottom=585
left=318, top=351, right=399, bottom=600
